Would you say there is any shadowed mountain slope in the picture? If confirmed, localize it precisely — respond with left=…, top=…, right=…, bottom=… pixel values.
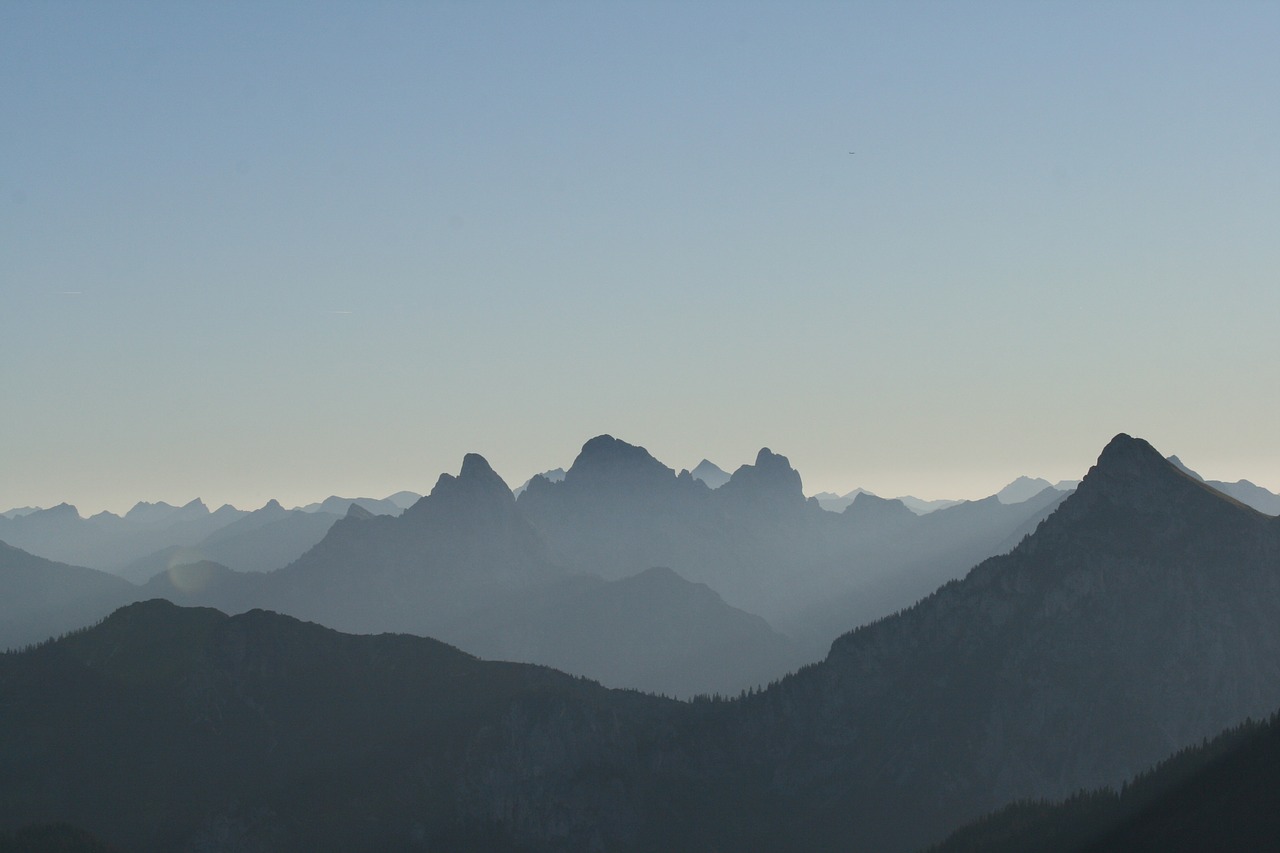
left=730, top=434, right=1280, bottom=851
left=927, top=711, right=1280, bottom=853
left=0, top=541, right=138, bottom=651
left=0, top=600, right=693, bottom=852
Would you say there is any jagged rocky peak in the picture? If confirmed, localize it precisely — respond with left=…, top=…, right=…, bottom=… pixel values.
left=407, top=452, right=515, bottom=521
left=562, top=435, right=677, bottom=490
left=723, top=447, right=804, bottom=499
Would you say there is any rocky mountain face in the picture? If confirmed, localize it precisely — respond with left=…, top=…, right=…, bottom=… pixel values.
left=722, top=434, right=1280, bottom=851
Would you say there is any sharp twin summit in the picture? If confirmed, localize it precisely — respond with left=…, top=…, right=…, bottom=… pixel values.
left=3, top=433, right=1280, bottom=852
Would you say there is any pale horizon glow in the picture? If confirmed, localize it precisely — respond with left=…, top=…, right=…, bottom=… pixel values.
left=3, top=2, right=1278, bottom=517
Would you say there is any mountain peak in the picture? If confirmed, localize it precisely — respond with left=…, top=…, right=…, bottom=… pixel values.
left=408, top=453, right=515, bottom=523
left=996, top=476, right=1055, bottom=505
left=563, top=435, right=676, bottom=490
left=459, top=452, right=501, bottom=484
left=689, top=459, right=730, bottom=489
left=1028, top=433, right=1254, bottom=542
left=720, top=447, right=806, bottom=512
left=1086, top=434, right=1182, bottom=492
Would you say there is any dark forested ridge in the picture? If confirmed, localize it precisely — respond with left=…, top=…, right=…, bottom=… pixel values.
left=927, top=712, right=1280, bottom=853
left=4, top=434, right=1280, bottom=851
left=0, top=601, right=693, bottom=852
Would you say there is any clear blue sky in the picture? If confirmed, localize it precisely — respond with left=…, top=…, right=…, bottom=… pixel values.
left=3, top=1, right=1278, bottom=514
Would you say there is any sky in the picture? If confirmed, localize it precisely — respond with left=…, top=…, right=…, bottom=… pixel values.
left=3, top=1, right=1278, bottom=515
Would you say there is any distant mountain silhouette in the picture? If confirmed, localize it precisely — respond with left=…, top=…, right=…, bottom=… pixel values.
left=813, top=487, right=873, bottom=512
left=0, top=540, right=137, bottom=651
left=247, top=452, right=799, bottom=696
left=688, top=458, right=731, bottom=489
left=895, top=494, right=965, bottom=514
left=726, top=433, right=1280, bottom=851
left=10, top=432, right=1280, bottom=853
left=511, top=467, right=565, bottom=497
left=137, top=560, right=261, bottom=609
left=383, top=489, right=423, bottom=509
left=0, top=501, right=246, bottom=571
left=995, top=475, right=1056, bottom=503
left=292, top=494, right=407, bottom=516
left=1167, top=454, right=1280, bottom=515
left=121, top=498, right=210, bottom=525
left=507, top=436, right=1068, bottom=654
left=116, top=501, right=342, bottom=582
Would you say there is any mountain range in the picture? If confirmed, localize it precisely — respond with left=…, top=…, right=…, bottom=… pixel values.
left=3, top=433, right=1279, bottom=850
left=1, top=436, right=1074, bottom=692
left=0, top=491, right=414, bottom=581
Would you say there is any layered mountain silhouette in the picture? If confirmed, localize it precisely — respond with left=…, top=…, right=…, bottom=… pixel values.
left=721, top=433, right=1280, bottom=851
left=0, top=435, right=1106, bottom=693
left=0, top=500, right=246, bottom=571
left=1168, top=454, right=1280, bottom=515
left=291, top=494, right=415, bottom=515
left=245, top=453, right=801, bottom=696
left=687, top=458, right=731, bottom=489
left=0, top=541, right=137, bottom=651
left=116, top=500, right=344, bottom=582
left=517, top=436, right=1064, bottom=645
left=6, top=433, right=1280, bottom=851
left=0, top=491, right=417, bottom=579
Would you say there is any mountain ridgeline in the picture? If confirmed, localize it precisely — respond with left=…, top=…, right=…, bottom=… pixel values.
left=3, top=434, right=1280, bottom=851
left=2, top=435, right=1073, bottom=695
